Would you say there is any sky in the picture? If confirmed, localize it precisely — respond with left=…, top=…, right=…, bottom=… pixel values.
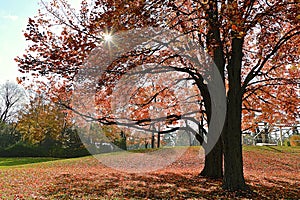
left=0, top=0, right=40, bottom=83
left=0, top=0, right=81, bottom=84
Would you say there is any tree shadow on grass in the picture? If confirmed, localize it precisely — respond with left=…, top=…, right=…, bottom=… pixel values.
left=245, top=176, right=300, bottom=199
left=42, top=171, right=299, bottom=199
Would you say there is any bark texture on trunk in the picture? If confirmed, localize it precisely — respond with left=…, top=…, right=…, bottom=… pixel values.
left=199, top=4, right=225, bottom=178
left=200, top=137, right=223, bottom=178
left=222, top=38, right=247, bottom=190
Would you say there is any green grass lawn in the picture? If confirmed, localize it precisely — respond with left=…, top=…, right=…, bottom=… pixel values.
left=0, top=157, right=60, bottom=168
left=243, top=145, right=300, bottom=153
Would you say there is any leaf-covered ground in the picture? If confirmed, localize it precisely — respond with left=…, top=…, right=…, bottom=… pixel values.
left=0, top=146, right=299, bottom=199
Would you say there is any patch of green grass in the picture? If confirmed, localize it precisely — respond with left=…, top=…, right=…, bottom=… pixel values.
left=128, top=148, right=160, bottom=153
left=243, top=145, right=300, bottom=153
left=0, top=157, right=60, bottom=167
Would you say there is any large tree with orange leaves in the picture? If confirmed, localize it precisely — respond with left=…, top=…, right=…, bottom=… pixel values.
left=16, top=0, right=299, bottom=190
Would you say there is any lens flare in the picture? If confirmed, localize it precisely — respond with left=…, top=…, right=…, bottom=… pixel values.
left=103, top=34, right=113, bottom=42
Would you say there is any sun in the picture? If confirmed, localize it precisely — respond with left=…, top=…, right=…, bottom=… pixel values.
left=103, top=33, right=113, bottom=42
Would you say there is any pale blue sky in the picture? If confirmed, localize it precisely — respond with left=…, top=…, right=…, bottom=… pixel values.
left=0, top=0, right=41, bottom=83
left=0, top=0, right=81, bottom=84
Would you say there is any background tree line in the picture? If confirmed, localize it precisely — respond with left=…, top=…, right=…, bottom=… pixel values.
left=0, top=81, right=88, bottom=157
left=0, top=81, right=131, bottom=157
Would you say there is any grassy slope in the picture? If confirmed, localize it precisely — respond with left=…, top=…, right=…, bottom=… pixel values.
left=0, top=146, right=299, bottom=199
left=0, top=157, right=60, bottom=168
left=243, top=145, right=300, bottom=153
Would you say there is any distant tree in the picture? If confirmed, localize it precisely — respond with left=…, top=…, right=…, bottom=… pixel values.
left=292, top=126, right=299, bottom=135
left=17, top=95, right=70, bottom=145
left=0, top=122, right=21, bottom=148
left=0, top=81, right=26, bottom=123
left=117, top=130, right=127, bottom=150
left=61, top=127, right=84, bottom=149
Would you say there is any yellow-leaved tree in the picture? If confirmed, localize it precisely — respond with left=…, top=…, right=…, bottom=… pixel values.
left=17, top=95, right=69, bottom=145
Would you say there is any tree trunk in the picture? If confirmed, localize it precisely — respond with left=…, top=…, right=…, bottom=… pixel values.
left=157, top=132, right=161, bottom=148
left=222, top=38, right=247, bottom=190
left=199, top=5, right=225, bottom=178
left=151, top=132, right=155, bottom=148
left=195, top=89, right=223, bottom=178
left=223, top=102, right=247, bottom=190
left=200, top=137, right=223, bottom=178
